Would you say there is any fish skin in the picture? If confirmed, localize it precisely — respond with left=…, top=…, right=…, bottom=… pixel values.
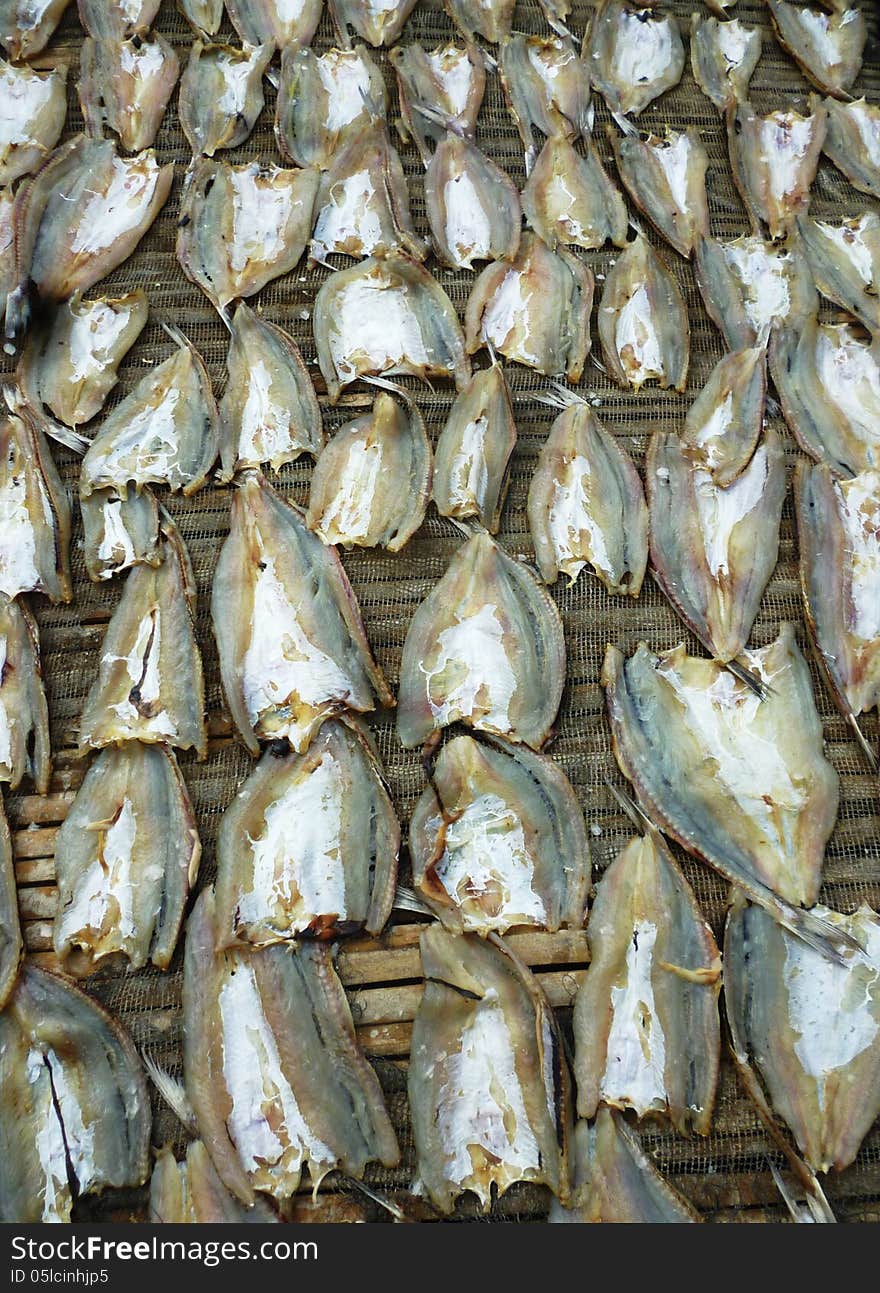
left=275, top=44, right=387, bottom=170
left=179, top=40, right=273, bottom=158
left=598, top=234, right=689, bottom=391
left=0, top=797, right=22, bottom=1012
left=0, top=58, right=66, bottom=187
left=226, top=0, right=323, bottom=47
left=0, top=0, right=70, bottom=60
left=80, top=485, right=160, bottom=583
left=150, top=1142, right=281, bottom=1224
left=328, top=0, right=416, bottom=47
left=690, top=14, right=761, bottom=114
left=306, top=391, right=431, bottom=552
left=727, top=99, right=827, bottom=241
left=425, top=132, right=521, bottom=271
left=612, top=127, right=710, bottom=259
left=409, top=732, right=589, bottom=936
left=499, top=32, right=590, bottom=172
left=212, top=471, right=393, bottom=756
left=79, top=34, right=179, bottom=152
left=433, top=361, right=516, bottom=534
left=443, top=0, right=515, bottom=43
left=397, top=530, right=566, bottom=752
left=0, top=594, right=50, bottom=794
left=528, top=399, right=648, bottom=595
left=694, top=232, right=817, bottom=351
left=585, top=0, right=685, bottom=118
left=0, top=190, right=16, bottom=340
left=178, top=0, right=222, bottom=35
left=521, top=133, right=628, bottom=253
left=573, top=830, right=721, bottom=1134
left=0, top=964, right=151, bottom=1223
left=797, top=212, right=880, bottom=335
left=680, top=344, right=767, bottom=486
left=823, top=98, right=880, bottom=201
left=0, top=406, right=72, bottom=604
left=77, top=0, right=159, bottom=37
left=766, top=0, right=865, bottom=100
left=390, top=40, right=486, bottom=168
left=466, top=232, right=593, bottom=381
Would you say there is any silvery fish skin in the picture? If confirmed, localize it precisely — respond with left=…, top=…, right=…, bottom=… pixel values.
left=329, top=0, right=416, bottom=47
left=680, top=345, right=767, bottom=486
left=17, top=290, right=148, bottom=429
left=598, top=234, right=689, bottom=391
left=549, top=1111, right=701, bottom=1223
left=183, top=886, right=400, bottom=1204
left=78, top=0, right=160, bottom=37
left=725, top=895, right=880, bottom=1174
left=79, top=518, right=207, bottom=758
left=727, top=100, right=826, bottom=241
left=602, top=626, right=840, bottom=920
left=433, top=361, right=516, bottom=533
left=0, top=798, right=20, bottom=1011
left=275, top=44, right=387, bottom=170
left=212, top=471, right=393, bottom=756
left=79, top=34, right=179, bottom=152
left=409, top=924, right=572, bottom=1213
left=612, top=127, right=710, bottom=259
left=409, top=733, right=589, bottom=936
left=796, top=462, right=880, bottom=724
left=443, top=0, right=514, bottom=43
left=694, top=232, right=817, bottom=350
left=226, top=0, right=323, bottom=47
left=177, top=158, right=320, bottom=316
left=314, top=253, right=470, bottom=403
left=310, top=119, right=426, bottom=264
left=0, top=191, right=16, bottom=339
left=80, top=485, right=160, bottom=583
left=586, top=0, right=685, bottom=118
left=0, top=0, right=70, bottom=60
left=0, top=595, right=50, bottom=794
left=397, top=530, right=566, bottom=752
left=214, top=719, right=399, bottom=948
left=766, top=0, right=865, bottom=99
left=527, top=399, right=648, bottom=595
left=466, top=232, right=594, bottom=381
left=690, top=15, right=761, bottom=114
left=573, top=830, right=721, bottom=1134
left=179, top=0, right=222, bottom=34
left=0, top=59, right=66, bottom=187
left=499, top=33, right=590, bottom=172
left=770, top=314, right=880, bottom=477
left=306, top=392, right=431, bottom=552
left=0, top=965, right=150, bottom=1223
left=521, top=133, right=628, bottom=253
left=424, top=132, right=521, bottom=271
left=53, top=742, right=200, bottom=976
left=150, top=1142, right=281, bottom=1224
left=80, top=329, right=218, bottom=499
left=179, top=40, right=272, bottom=158
left=823, top=98, right=880, bottom=200
left=0, top=407, right=71, bottom=604
left=797, top=212, right=880, bottom=335
left=219, top=302, right=322, bottom=481
left=390, top=40, right=486, bottom=167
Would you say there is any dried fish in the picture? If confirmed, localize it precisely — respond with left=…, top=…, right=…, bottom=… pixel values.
left=17, top=290, right=148, bottom=429
left=499, top=33, right=590, bottom=172
left=219, top=302, right=322, bottom=481
left=212, top=471, right=393, bottom=756
left=311, top=119, right=425, bottom=264
left=329, top=0, right=415, bottom=47
left=528, top=398, right=648, bottom=595
left=179, top=0, right=221, bottom=34
left=0, top=59, right=66, bottom=188
left=770, top=314, right=880, bottom=477
left=78, top=0, right=160, bottom=37
left=0, top=0, right=70, bottom=60
left=797, top=212, right=880, bottom=335
left=226, top=0, right=323, bottom=47
left=598, top=234, right=689, bottom=391
left=0, top=965, right=150, bottom=1223
left=433, top=361, right=516, bottom=533
left=397, top=530, right=565, bottom=751
left=550, top=1111, right=701, bottom=1223
left=425, top=132, right=521, bottom=271
left=823, top=98, right=880, bottom=200
left=78, top=518, right=207, bottom=758
left=603, top=626, right=841, bottom=937
left=150, top=1142, right=280, bottom=1224
left=409, top=925, right=572, bottom=1213
left=727, top=100, right=826, bottom=241
left=307, top=392, right=431, bottom=551
left=0, top=798, right=20, bottom=1011
left=215, top=720, right=398, bottom=948
left=766, top=0, right=865, bottom=99
left=79, top=34, right=179, bottom=152
left=54, top=743, right=200, bottom=976
left=409, top=733, right=589, bottom=935
left=612, top=128, right=710, bottom=258
left=0, top=595, right=50, bottom=794
left=521, top=133, right=628, bottom=253
left=0, top=190, right=16, bottom=341
left=390, top=40, right=485, bottom=167
left=183, top=886, right=399, bottom=1203
left=694, top=232, right=817, bottom=350
left=573, top=828, right=721, bottom=1133
left=80, top=328, right=218, bottom=499
left=179, top=41, right=273, bottom=158
left=275, top=44, right=387, bottom=170
left=443, top=0, right=514, bottom=44
left=690, top=15, right=761, bottom=113
left=177, top=158, right=319, bottom=317
left=314, top=253, right=470, bottom=403
left=679, top=345, right=767, bottom=486
left=0, top=405, right=71, bottom=604
left=80, top=485, right=160, bottom=583
left=725, top=895, right=880, bottom=1173
left=466, top=233, right=593, bottom=381
left=586, top=0, right=685, bottom=118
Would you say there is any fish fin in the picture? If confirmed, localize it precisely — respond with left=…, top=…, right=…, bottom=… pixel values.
left=531, top=379, right=588, bottom=411
left=726, top=657, right=772, bottom=699
left=847, top=711, right=878, bottom=773
left=612, top=109, right=638, bottom=137
left=142, top=1053, right=199, bottom=1135
left=773, top=901, right=863, bottom=963
left=341, top=1174, right=409, bottom=1222
left=767, top=1159, right=835, bottom=1224
left=392, top=884, right=434, bottom=917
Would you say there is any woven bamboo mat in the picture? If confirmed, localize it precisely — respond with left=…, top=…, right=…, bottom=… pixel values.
left=5, top=0, right=880, bottom=1223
